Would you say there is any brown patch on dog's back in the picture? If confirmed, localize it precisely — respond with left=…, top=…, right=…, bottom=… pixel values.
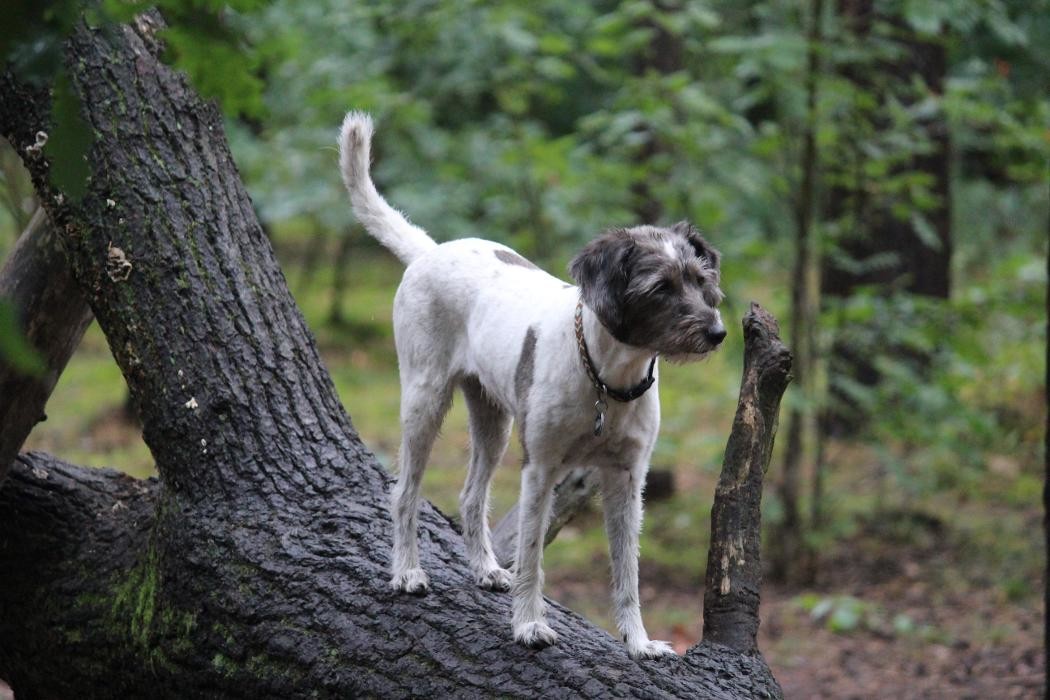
left=495, top=249, right=539, bottom=270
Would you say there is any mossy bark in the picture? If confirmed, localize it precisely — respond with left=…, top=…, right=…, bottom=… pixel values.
left=0, top=12, right=784, bottom=699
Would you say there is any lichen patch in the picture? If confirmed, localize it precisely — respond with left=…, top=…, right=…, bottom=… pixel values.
left=25, top=131, right=48, bottom=155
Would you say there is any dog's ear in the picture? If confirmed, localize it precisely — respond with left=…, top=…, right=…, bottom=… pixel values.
left=570, top=229, right=635, bottom=337
left=671, top=220, right=721, bottom=274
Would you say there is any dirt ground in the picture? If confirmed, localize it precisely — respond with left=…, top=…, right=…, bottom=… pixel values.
left=549, top=574, right=1042, bottom=699
left=544, top=496, right=1044, bottom=700
left=761, top=586, right=1042, bottom=699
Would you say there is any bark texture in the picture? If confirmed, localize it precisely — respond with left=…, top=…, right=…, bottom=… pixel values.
left=703, top=304, right=792, bottom=651
left=0, top=209, right=93, bottom=483
left=0, top=13, right=783, bottom=699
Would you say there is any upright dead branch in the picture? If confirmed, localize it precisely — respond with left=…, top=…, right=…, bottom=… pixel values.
left=702, top=303, right=792, bottom=652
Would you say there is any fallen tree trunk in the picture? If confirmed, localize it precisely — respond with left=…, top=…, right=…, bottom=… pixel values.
left=0, top=12, right=786, bottom=698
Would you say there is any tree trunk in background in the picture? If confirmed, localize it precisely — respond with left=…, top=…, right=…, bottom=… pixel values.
left=629, top=0, right=684, bottom=224
left=327, top=228, right=354, bottom=327
left=821, top=0, right=952, bottom=433
left=296, top=219, right=328, bottom=291
left=771, top=0, right=823, bottom=584
left=0, top=13, right=783, bottom=698
left=0, top=209, right=93, bottom=483
left=1043, top=170, right=1048, bottom=700
left=0, top=140, right=36, bottom=234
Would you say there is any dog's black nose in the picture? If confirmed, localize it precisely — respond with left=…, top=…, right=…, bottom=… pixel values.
left=706, top=325, right=727, bottom=346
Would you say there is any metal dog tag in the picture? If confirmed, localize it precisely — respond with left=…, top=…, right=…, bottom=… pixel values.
left=593, top=397, right=608, bottom=436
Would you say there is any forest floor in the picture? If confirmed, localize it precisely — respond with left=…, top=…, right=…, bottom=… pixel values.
left=543, top=496, right=1043, bottom=699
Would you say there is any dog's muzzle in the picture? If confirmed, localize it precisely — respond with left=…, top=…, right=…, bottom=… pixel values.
left=705, top=321, right=727, bottom=347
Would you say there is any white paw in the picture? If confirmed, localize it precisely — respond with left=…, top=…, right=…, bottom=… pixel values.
left=475, top=567, right=513, bottom=592
left=390, top=568, right=429, bottom=595
left=627, top=638, right=676, bottom=660
left=514, top=620, right=558, bottom=649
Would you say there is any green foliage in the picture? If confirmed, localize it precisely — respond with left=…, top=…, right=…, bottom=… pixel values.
left=819, top=201, right=1045, bottom=503
left=1, top=0, right=272, bottom=202
left=795, top=593, right=947, bottom=640
left=228, top=0, right=774, bottom=272
left=0, top=300, right=45, bottom=376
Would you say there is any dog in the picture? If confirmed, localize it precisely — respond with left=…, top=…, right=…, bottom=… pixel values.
left=338, top=112, right=726, bottom=659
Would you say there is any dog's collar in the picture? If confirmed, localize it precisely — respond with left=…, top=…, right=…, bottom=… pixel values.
left=574, top=300, right=657, bottom=435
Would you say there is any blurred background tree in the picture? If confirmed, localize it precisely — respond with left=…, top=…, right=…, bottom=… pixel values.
left=2, top=0, right=1047, bottom=695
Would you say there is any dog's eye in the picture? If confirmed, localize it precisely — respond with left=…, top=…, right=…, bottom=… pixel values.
left=652, top=280, right=673, bottom=295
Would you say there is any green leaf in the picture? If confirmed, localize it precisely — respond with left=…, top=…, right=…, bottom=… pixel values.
left=828, top=604, right=861, bottom=633
left=910, top=212, right=943, bottom=251
left=902, top=0, right=946, bottom=35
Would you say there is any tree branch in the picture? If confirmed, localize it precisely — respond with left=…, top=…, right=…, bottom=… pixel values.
left=701, top=303, right=792, bottom=652
left=0, top=209, right=93, bottom=483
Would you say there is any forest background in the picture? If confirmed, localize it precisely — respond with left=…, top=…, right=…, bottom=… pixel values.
left=1, top=0, right=1047, bottom=696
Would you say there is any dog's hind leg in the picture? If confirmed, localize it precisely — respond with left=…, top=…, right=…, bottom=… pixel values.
left=599, top=464, right=675, bottom=659
left=511, top=462, right=559, bottom=648
left=389, top=376, right=454, bottom=595
left=458, top=376, right=513, bottom=592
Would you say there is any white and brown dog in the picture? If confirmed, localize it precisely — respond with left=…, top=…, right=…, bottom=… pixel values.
left=338, top=112, right=725, bottom=659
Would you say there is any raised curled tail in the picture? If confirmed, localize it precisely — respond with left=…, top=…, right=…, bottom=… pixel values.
left=338, top=111, right=437, bottom=265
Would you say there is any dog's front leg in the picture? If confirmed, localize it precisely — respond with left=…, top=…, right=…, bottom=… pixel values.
left=511, top=463, right=558, bottom=648
left=600, top=464, right=676, bottom=659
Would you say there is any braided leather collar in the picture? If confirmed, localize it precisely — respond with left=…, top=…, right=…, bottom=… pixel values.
left=574, top=300, right=657, bottom=403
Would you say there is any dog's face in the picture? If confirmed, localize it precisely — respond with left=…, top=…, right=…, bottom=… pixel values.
left=570, top=222, right=726, bottom=361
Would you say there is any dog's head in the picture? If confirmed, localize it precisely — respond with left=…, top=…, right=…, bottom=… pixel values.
left=569, top=222, right=726, bottom=361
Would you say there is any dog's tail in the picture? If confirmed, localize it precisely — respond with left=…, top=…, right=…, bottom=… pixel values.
left=338, top=111, right=437, bottom=265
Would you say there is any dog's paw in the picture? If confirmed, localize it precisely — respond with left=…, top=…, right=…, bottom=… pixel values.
left=390, top=568, right=429, bottom=595
left=626, top=638, right=677, bottom=660
left=513, top=620, right=558, bottom=649
left=475, top=567, right=513, bottom=592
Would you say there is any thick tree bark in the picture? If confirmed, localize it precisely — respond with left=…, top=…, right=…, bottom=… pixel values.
left=703, top=304, right=792, bottom=650
left=0, top=208, right=93, bottom=483
left=0, top=13, right=783, bottom=699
